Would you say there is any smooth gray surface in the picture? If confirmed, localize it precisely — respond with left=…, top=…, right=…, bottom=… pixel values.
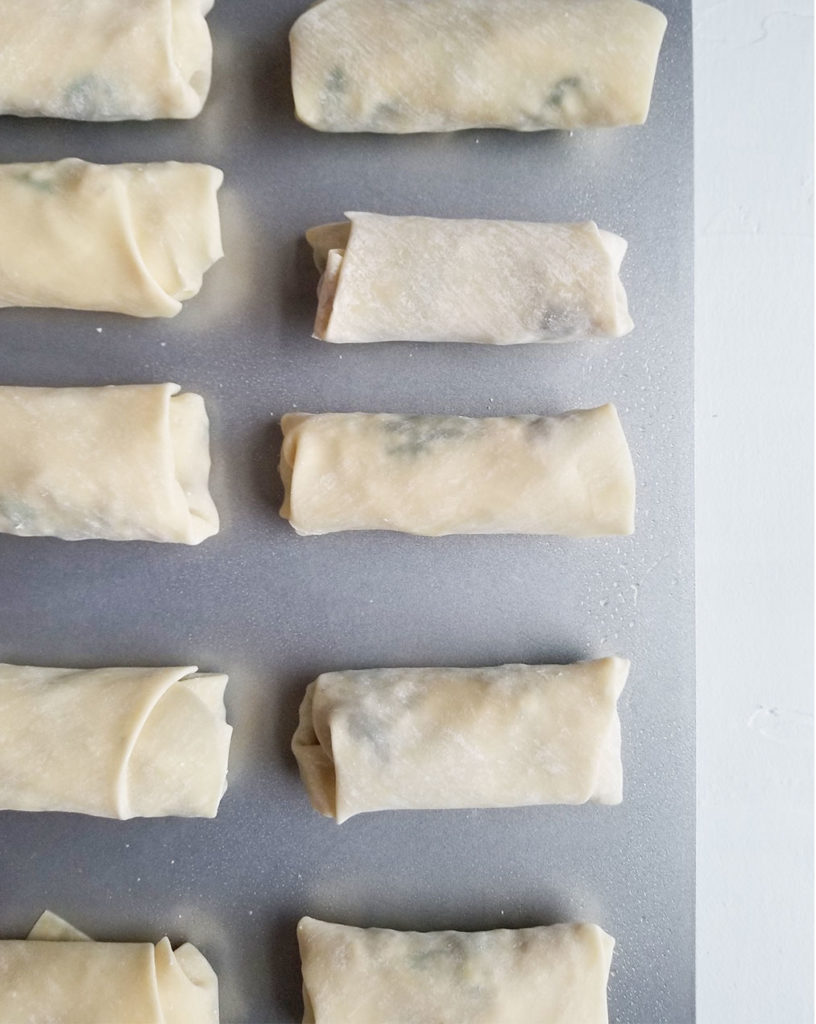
left=0, top=3, right=694, bottom=1022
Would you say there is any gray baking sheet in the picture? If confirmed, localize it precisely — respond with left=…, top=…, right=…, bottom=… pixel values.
left=0, top=2, right=694, bottom=1021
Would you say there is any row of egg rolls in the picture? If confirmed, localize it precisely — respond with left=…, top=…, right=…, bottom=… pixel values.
left=3, top=0, right=665, bottom=135
left=1, top=160, right=634, bottom=341
left=2, top=657, right=627, bottom=821
left=0, top=912, right=614, bottom=1024
left=0, top=388, right=635, bottom=543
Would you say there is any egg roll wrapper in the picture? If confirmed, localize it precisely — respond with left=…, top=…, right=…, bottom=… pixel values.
left=0, top=664, right=232, bottom=818
left=0, top=383, right=218, bottom=543
left=280, top=406, right=635, bottom=537
left=297, top=916, right=614, bottom=1024
left=291, top=0, right=667, bottom=133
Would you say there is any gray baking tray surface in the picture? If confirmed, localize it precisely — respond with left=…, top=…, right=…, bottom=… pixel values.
left=0, top=2, right=694, bottom=1021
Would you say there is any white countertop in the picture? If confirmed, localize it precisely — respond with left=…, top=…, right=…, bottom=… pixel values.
left=694, top=0, right=814, bottom=1020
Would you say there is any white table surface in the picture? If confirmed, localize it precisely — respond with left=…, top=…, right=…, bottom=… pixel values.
left=694, top=0, right=814, bottom=1020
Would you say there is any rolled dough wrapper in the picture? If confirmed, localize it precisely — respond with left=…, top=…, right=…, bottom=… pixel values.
left=308, top=214, right=632, bottom=344
left=0, top=159, right=223, bottom=317
left=0, top=0, right=214, bottom=121
left=0, top=383, right=219, bottom=543
left=297, top=916, right=614, bottom=1024
left=0, top=911, right=219, bottom=1023
left=290, top=0, right=667, bottom=133
left=279, top=405, right=635, bottom=537
left=0, top=664, right=232, bottom=818
left=293, top=657, right=628, bottom=822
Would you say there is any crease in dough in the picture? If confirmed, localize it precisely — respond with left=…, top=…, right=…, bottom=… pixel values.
left=0, top=663, right=232, bottom=818
left=297, top=916, right=615, bottom=1024
left=292, top=657, right=629, bottom=822
left=0, top=911, right=219, bottom=1024
left=0, top=0, right=215, bottom=121
left=0, top=383, right=219, bottom=543
left=306, top=213, right=633, bottom=345
left=0, top=159, right=223, bottom=317
left=291, top=0, right=667, bottom=133
left=279, top=406, right=636, bottom=537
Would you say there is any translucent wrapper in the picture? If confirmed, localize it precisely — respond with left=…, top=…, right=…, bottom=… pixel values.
left=291, top=0, right=667, bottom=133
left=0, top=384, right=219, bottom=543
left=279, top=406, right=635, bottom=537
left=0, top=664, right=232, bottom=818
left=0, top=911, right=219, bottom=1023
left=293, top=657, right=629, bottom=822
left=307, top=214, right=633, bottom=344
left=0, top=160, right=223, bottom=317
left=298, top=916, right=614, bottom=1024
left=0, top=0, right=215, bottom=121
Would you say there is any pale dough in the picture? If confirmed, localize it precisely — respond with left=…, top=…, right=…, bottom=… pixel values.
left=0, top=383, right=219, bottom=543
left=0, top=664, right=232, bottom=818
left=279, top=405, right=635, bottom=537
left=293, top=657, right=629, bottom=822
left=0, top=159, right=223, bottom=317
left=0, top=911, right=219, bottom=1023
left=307, top=214, right=633, bottom=344
left=298, top=917, right=614, bottom=1024
left=0, top=0, right=214, bottom=120
left=291, top=0, right=667, bottom=133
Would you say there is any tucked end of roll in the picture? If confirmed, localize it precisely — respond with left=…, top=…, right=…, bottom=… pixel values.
left=278, top=416, right=296, bottom=526
left=306, top=222, right=352, bottom=272
left=573, top=922, right=617, bottom=1013
left=155, top=937, right=220, bottom=1024
left=133, top=163, right=224, bottom=318
left=124, top=667, right=232, bottom=818
left=580, top=404, right=637, bottom=536
left=168, top=389, right=220, bottom=544
left=297, top=917, right=323, bottom=1024
left=167, top=0, right=216, bottom=119
left=313, top=249, right=344, bottom=340
left=597, top=229, right=635, bottom=338
left=279, top=412, right=315, bottom=535
left=588, top=656, right=630, bottom=805
left=291, top=680, right=340, bottom=820
left=306, top=222, right=353, bottom=341
left=289, top=7, right=330, bottom=132
left=624, top=1, right=669, bottom=125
